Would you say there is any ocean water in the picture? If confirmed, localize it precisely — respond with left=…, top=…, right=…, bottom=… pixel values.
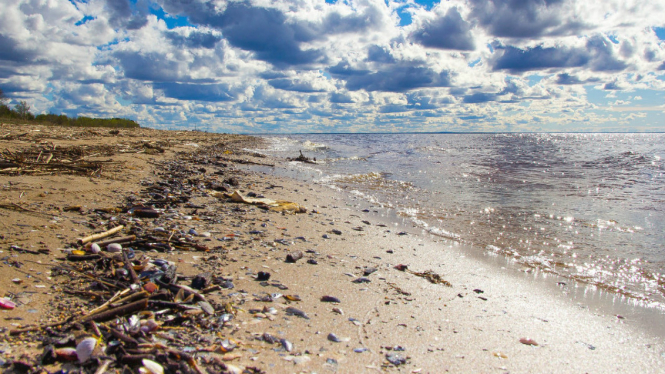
left=250, top=133, right=665, bottom=311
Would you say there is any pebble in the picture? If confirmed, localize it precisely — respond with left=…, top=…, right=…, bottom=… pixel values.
left=386, top=352, right=406, bottom=366
left=293, top=356, right=310, bottom=365
left=285, top=307, right=310, bottom=319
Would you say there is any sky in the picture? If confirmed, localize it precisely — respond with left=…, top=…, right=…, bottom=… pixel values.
left=0, top=0, right=664, bottom=133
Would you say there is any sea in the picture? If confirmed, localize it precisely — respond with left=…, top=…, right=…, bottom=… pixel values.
left=246, top=133, right=665, bottom=317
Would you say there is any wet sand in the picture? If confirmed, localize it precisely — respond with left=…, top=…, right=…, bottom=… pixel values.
left=0, top=124, right=663, bottom=373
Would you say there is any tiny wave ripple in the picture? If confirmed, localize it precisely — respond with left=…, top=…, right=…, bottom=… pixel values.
left=257, top=133, right=665, bottom=309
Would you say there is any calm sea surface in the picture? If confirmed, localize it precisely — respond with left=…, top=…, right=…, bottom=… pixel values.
left=250, top=133, right=665, bottom=310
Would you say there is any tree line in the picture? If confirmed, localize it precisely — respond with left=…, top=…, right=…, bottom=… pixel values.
left=0, top=88, right=140, bottom=129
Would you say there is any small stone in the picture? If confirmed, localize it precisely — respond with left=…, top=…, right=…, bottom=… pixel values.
left=386, top=352, right=406, bottom=366
left=327, top=333, right=342, bottom=342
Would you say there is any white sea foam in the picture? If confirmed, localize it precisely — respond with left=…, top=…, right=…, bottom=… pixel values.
left=302, top=140, right=328, bottom=150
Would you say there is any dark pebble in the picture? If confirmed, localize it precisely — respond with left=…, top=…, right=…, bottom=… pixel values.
left=256, top=272, right=271, bottom=281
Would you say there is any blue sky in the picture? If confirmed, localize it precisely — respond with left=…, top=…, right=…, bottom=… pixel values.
left=0, top=0, right=664, bottom=133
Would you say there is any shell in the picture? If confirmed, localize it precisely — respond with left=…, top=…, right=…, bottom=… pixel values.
left=140, top=359, right=164, bottom=374
left=280, top=338, right=293, bottom=352
left=219, top=339, right=237, bottom=353
left=106, top=243, right=122, bottom=253
left=225, top=364, right=242, bottom=374
left=519, top=337, right=538, bottom=346
left=262, top=332, right=278, bottom=344
left=199, top=301, right=215, bottom=315
left=126, top=314, right=141, bottom=333
left=0, top=298, right=16, bottom=310
left=76, top=337, right=97, bottom=363
left=54, top=347, right=78, bottom=361
left=143, top=282, right=159, bottom=293
left=140, top=319, right=160, bottom=333
left=327, top=333, right=342, bottom=342
left=90, top=243, right=101, bottom=254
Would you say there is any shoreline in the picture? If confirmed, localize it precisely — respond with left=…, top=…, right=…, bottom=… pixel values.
left=244, top=136, right=665, bottom=339
left=1, top=124, right=664, bottom=373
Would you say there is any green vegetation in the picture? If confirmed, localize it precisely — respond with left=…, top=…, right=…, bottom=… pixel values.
left=0, top=88, right=140, bottom=128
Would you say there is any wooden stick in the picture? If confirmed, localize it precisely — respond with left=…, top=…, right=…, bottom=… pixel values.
left=78, top=225, right=124, bottom=245
left=123, top=249, right=139, bottom=285
left=9, top=317, right=73, bottom=335
left=86, top=288, right=130, bottom=316
left=109, top=327, right=139, bottom=346
left=86, top=290, right=147, bottom=317
left=95, top=235, right=136, bottom=248
left=78, top=298, right=148, bottom=323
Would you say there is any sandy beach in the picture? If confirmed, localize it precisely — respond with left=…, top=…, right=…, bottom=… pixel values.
left=1, top=124, right=663, bottom=373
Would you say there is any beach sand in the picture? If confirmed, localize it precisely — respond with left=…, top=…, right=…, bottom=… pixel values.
left=0, top=124, right=663, bottom=373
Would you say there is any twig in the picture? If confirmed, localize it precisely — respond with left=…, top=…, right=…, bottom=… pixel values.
left=123, top=249, right=139, bottom=285
left=9, top=316, right=74, bottom=336
left=78, top=225, right=124, bottom=245
left=94, top=359, right=113, bottom=374
left=78, top=298, right=149, bottom=323
left=95, top=235, right=136, bottom=248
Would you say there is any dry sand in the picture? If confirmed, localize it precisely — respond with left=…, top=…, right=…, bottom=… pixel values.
left=0, top=124, right=663, bottom=373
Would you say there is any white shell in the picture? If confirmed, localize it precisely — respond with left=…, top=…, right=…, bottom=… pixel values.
left=107, top=243, right=122, bottom=253
left=126, top=314, right=141, bottom=333
left=76, top=337, right=97, bottom=362
left=90, top=243, right=101, bottom=254
left=140, top=359, right=164, bottom=374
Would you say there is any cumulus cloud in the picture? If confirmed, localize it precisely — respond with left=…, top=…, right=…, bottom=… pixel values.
left=104, top=0, right=148, bottom=30
left=411, top=6, right=475, bottom=51
left=491, top=35, right=629, bottom=74
left=469, top=0, right=587, bottom=38
left=0, top=0, right=664, bottom=131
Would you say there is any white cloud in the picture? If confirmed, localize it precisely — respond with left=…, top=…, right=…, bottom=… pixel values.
left=1, top=0, right=664, bottom=131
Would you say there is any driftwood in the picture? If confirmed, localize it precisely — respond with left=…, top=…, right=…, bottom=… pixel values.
left=287, top=150, right=317, bottom=164
left=78, top=225, right=124, bottom=245
left=94, top=235, right=136, bottom=248
left=123, top=249, right=140, bottom=285
left=78, top=298, right=149, bottom=323
left=9, top=317, right=74, bottom=336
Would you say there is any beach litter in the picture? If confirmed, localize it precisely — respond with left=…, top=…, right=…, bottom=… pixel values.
left=215, top=190, right=307, bottom=213
left=0, top=140, right=314, bottom=374
left=394, top=265, right=452, bottom=287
